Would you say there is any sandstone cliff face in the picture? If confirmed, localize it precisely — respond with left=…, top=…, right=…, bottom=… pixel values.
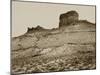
left=59, top=10, right=79, bottom=27
left=11, top=11, right=96, bottom=74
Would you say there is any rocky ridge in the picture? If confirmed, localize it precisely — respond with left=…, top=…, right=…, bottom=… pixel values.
left=11, top=10, right=96, bottom=74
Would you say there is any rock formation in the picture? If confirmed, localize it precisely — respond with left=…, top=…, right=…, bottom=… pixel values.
left=27, top=26, right=46, bottom=33
left=11, top=10, right=96, bottom=74
left=59, top=10, right=79, bottom=27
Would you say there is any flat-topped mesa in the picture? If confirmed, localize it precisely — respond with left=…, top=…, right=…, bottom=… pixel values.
left=59, top=10, right=79, bottom=28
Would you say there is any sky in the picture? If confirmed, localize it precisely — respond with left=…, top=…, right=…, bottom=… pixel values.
left=12, top=1, right=95, bottom=37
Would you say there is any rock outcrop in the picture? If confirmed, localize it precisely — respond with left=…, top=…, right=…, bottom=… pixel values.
left=59, top=10, right=79, bottom=27
left=11, top=10, right=96, bottom=74
left=27, top=26, right=46, bottom=33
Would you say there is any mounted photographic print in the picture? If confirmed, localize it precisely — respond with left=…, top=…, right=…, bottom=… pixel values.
left=11, top=0, right=96, bottom=74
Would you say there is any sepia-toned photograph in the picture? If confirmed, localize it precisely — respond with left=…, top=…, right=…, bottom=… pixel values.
left=11, top=0, right=96, bottom=74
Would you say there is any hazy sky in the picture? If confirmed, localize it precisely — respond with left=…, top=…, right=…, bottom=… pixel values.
left=12, top=1, right=95, bottom=37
